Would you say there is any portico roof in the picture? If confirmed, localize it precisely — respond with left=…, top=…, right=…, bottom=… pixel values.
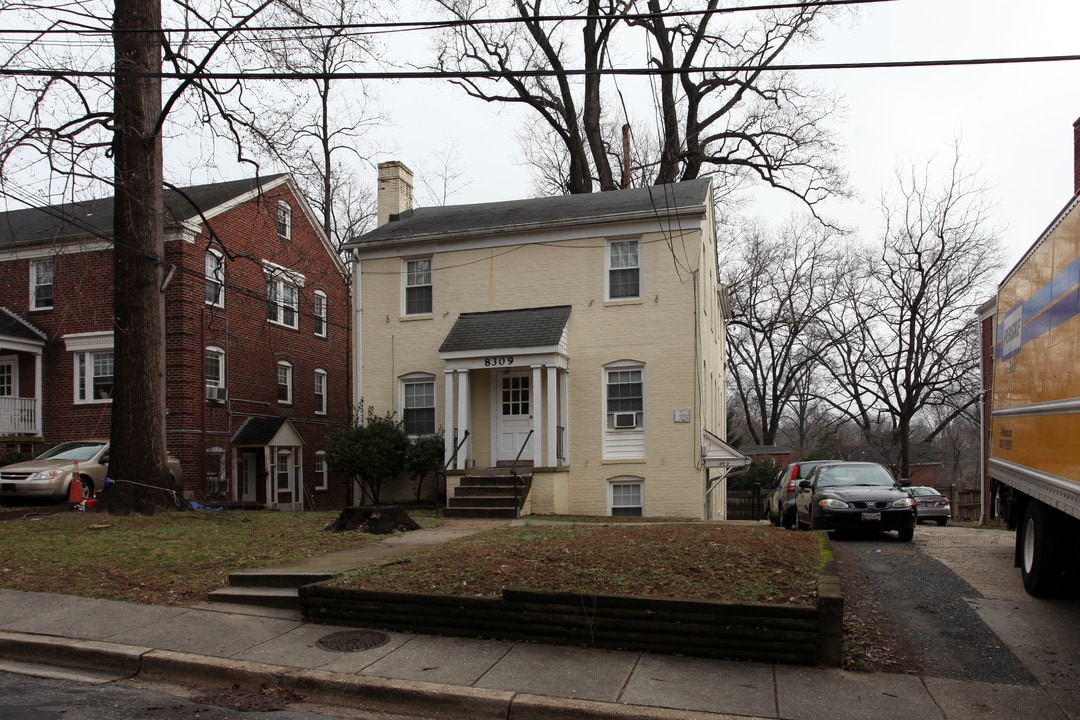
left=439, top=306, right=572, bottom=353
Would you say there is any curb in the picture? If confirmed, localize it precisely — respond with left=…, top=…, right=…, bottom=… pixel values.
left=0, top=630, right=755, bottom=720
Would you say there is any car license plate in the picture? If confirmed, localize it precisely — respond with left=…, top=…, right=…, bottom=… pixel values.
left=861, top=511, right=881, bottom=522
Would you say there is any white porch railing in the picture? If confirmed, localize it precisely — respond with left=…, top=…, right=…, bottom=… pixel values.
left=0, top=397, right=39, bottom=435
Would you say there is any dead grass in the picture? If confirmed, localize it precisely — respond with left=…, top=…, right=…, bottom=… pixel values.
left=0, top=509, right=421, bottom=605
left=333, top=522, right=823, bottom=605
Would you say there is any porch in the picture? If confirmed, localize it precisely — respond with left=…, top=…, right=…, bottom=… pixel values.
left=0, top=309, right=47, bottom=438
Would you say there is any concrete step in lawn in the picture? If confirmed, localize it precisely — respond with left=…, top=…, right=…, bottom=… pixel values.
left=206, top=570, right=337, bottom=610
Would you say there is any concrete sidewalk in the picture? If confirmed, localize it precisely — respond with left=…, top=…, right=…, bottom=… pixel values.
left=0, top=521, right=1073, bottom=719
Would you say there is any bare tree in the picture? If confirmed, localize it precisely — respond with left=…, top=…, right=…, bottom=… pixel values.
left=0, top=0, right=278, bottom=513
left=820, top=148, right=1004, bottom=479
left=722, top=217, right=847, bottom=446
left=432, top=0, right=847, bottom=205
left=238, top=0, right=382, bottom=251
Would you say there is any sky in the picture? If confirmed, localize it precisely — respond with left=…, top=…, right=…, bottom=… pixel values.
left=358, top=0, right=1080, bottom=271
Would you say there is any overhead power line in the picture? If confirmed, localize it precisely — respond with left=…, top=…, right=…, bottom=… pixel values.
left=0, top=0, right=895, bottom=36
left=3, top=53, right=1080, bottom=82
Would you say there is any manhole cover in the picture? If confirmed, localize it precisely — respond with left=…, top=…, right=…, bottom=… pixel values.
left=316, top=629, right=391, bottom=652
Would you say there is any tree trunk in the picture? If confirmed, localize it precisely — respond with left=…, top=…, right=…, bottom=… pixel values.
left=105, top=0, right=173, bottom=515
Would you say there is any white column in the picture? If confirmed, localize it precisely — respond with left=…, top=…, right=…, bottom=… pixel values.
left=559, top=368, right=569, bottom=465
left=33, top=352, right=43, bottom=435
left=546, top=366, right=557, bottom=468
left=532, top=365, right=543, bottom=464
left=457, top=370, right=470, bottom=468
left=444, top=370, right=455, bottom=467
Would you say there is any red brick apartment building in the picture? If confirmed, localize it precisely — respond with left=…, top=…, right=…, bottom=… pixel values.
left=0, top=174, right=351, bottom=509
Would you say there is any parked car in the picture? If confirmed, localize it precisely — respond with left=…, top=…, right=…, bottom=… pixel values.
left=908, top=486, right=952, bottom=526
left=0, top=440, right=183, bottom=501
left=795, top=461, right=916, bottom=541
left=765, top=460, right=834, bottom=529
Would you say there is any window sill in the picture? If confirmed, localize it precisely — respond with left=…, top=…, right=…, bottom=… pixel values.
left=29, top=306, right=53, bottom=313
left=399, top=314, right=433, bottom=322
left=601, top=458, right=646, bottom=464
left=604, top=298, right=643, bottom=307
left=268, top=321, right=299, bottom=330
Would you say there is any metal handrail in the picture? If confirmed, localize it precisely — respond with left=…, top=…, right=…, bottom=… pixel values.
left=510, top=430, right=533, bottom=519
left=435, top=430, right=470, bottom=517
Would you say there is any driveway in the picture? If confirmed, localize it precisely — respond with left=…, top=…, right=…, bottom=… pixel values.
left=834, top=524, right=1080, bottom=688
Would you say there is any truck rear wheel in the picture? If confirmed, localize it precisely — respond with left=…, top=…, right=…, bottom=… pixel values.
left=1021, top=502, right=1062, bottom=596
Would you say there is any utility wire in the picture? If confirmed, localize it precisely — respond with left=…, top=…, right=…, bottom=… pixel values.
left=4, top=53, right=1080, bottom=82
left=0, top=0, right=895, bottom=36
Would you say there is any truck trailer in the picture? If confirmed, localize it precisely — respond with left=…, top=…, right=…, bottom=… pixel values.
left=987, top=139, right=1080, bottom=596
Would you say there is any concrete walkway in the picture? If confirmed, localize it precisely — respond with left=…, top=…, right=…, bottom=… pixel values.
left=0, top=519, right=1075, bottom=719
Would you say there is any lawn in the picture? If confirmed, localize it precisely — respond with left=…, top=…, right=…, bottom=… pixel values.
left=0, top=509, right=823, bottom=608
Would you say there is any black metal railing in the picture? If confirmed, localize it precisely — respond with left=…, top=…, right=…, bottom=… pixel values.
left=435, top=429, right=470, bottom=516
left=510, top=430, right=534, bottom=519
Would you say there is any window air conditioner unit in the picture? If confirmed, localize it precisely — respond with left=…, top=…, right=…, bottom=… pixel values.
left=206, top=386, right=227, bottom=403
left=614, top=412, right=637, bottom=429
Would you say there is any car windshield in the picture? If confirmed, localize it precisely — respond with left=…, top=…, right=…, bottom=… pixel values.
left=815, top=464, right=896, bottom=488
left=37, top=442, right=105, bottom=462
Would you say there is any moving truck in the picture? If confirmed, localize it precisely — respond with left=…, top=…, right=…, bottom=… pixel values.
left=989, top=187, right=1080, bottom=596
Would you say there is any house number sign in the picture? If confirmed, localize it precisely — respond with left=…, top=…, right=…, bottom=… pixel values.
left=484, top=356, right=515, bottom=367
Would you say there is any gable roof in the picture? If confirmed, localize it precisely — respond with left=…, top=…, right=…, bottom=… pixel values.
left=0, top=306, right=47, bottom=346
left=347, top=178, right=712, bottom=249
left=440, top=306, right=572, bottom=353
left=232, top=416, right=305, bottom=447
left=0, top=174, right=289, bottom=248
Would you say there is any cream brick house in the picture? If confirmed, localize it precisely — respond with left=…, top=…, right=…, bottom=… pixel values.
left=345, top=162, right=746, bottom=519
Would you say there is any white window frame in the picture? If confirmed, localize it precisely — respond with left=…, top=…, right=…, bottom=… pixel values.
left=606, top=238, right=641, bottom=301
left=400, top=373, right=436, bottom=437
left=314, top=368, right=327, bottom=415
left=30, top=258, right=54, bottom=311
left=205, top=446, right=227, bottom=497
left=205, top=250, right=224, bottom=307
left=276, top=200, right=292, bottom=239
left=275, top=449, right=292, bottom=490
left=0, top=355, right=18, bottom=397
left=277, top=361, right=293, bottom=405
left=65, top=332, right=114, bottom=405
left=402, top=257, right=433, bottom=316
left=205, top=346, right=225, bottom=389
left=314, top=451, right=328, bottom=491
left=267, top=275, right=299, bottom=329
left=609, top=477, right=644, bottom=517
left=313, top=290, right=327, bottom=337
left=605, top=363, right=644, bottom=430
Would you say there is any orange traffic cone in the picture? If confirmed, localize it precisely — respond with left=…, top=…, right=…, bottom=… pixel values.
left=68, top=460, right=84, bottom=504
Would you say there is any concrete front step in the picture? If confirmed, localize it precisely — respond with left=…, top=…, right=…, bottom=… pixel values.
left=206, top=585, right=302, bottom=610
left=442, top=507, right=519, bottom=519
left=225, top=571, right=336, bottom=588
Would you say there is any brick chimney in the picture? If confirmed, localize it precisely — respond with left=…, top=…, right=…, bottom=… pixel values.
left=377, top=161, right=414, bottom=227
left=1074, top=118, right=1080, bottom=196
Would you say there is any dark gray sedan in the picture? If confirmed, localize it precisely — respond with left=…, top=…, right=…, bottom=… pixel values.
left=909, top=486, right=952, bottom=526
left=795, top=462, right=917, bottom=541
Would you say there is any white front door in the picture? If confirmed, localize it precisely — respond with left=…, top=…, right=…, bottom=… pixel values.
left=496, top=373, right=533, bottom=463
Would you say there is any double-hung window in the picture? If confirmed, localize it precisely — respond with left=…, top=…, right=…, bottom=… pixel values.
left=314, top=451, right=328, bottom=491
left=606, top=367, right=643, bottom=429
left=267, top=275, right=299, bottom=328
left=404, top=258, right=432, bottom=315
left=314, top=369, right=327, bottom=415
left=31, top=259, right=53, bottom=310
left=277, top=361, right=293, bottom=404
left=66, top=332, right=114, bottom=404
left=402, top=375, right=436, bottom=436
left=314, top=291, right=327, bottom=337
left=610, top=478, right=643, bottom=517
left=276, top=201, right=292, bottom=239
left=205, top=347, right=226, bottom=402
left=607, top=239, right=640, bottom=300
left=205, top=251, right=224, bottom=306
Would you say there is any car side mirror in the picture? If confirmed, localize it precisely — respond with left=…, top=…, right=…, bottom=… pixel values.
left=898, top=478, right=911, bottom=487
left=798, top=480, right=812, bottom=490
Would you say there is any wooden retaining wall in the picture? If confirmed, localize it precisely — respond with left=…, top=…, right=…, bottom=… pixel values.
left=300, top=569, right=843, bottom=667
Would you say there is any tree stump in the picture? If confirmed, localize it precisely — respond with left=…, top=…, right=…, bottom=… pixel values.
left=327, top=506, right=421, bottom=534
